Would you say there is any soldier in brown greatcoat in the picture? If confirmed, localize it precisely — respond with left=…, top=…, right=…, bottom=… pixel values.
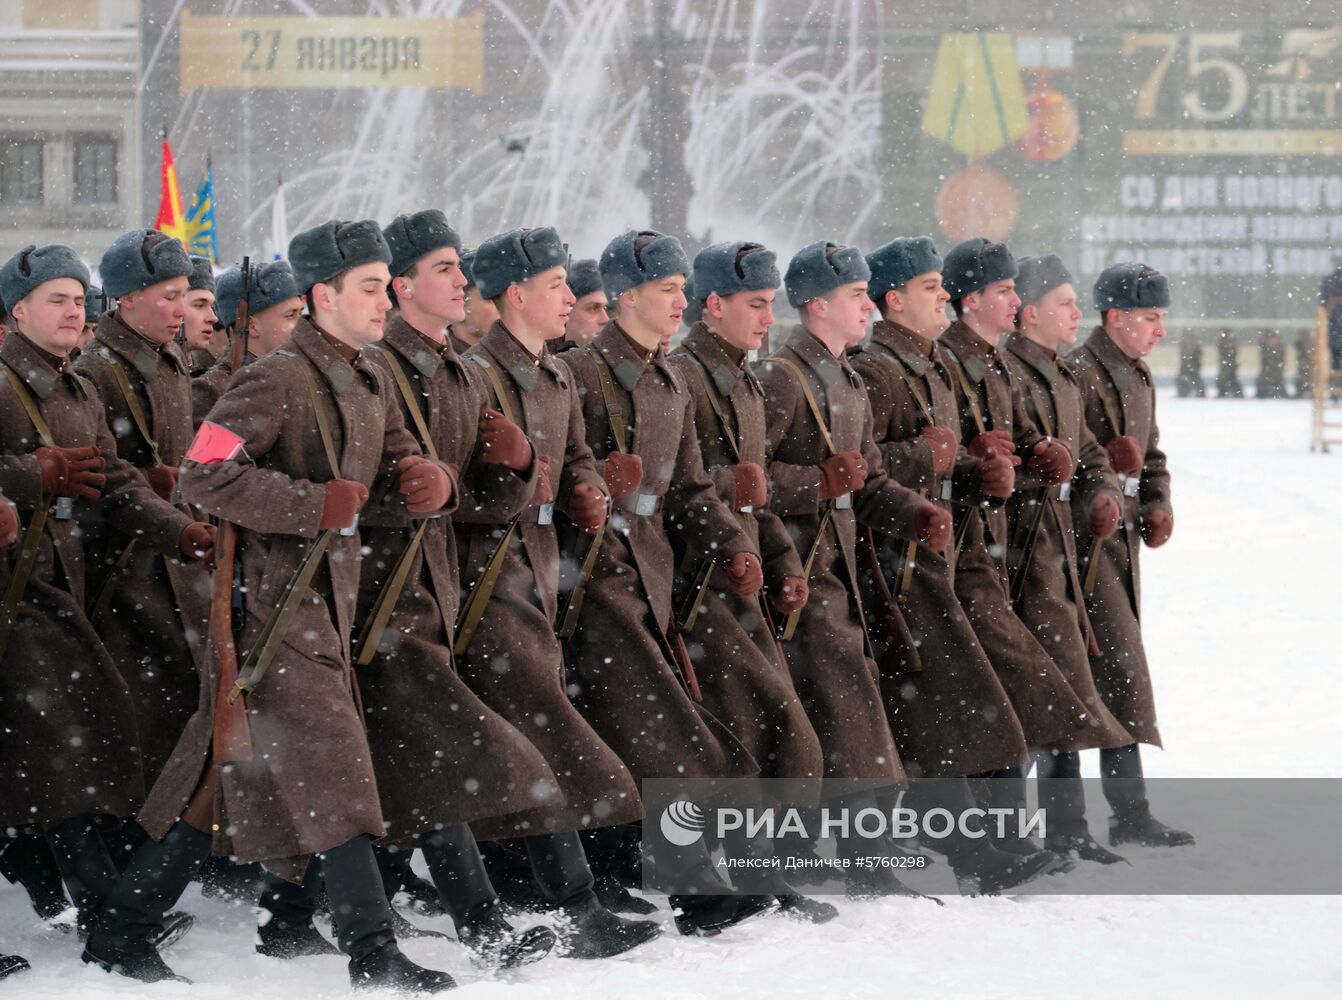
left=180, top=256, right=220, bottom=376
left=191, top=261, right=304, bottom=426
left=756, top=241, right=952, bottom=896
left=448, top=247, right=497, bottom=354
left=561, top=229, right=776, bottom=936
left=668, top=241, right=833, bottom=921
left=72, top=232, right=213, bottom=795
left=1002, top=255, right=1138, bottom=864
left=556, top=258, right=608, bottom=353
left=1068, top=262, right=1193, bottom=848
left=83, top=220, right=458, bottom=992
left=848, top=237, right=1067, bottom=892
left=370, top=216, right=656, bottom=959
left=0, top=245, right=213, bottom=942
left=0, top=496, right=33, bottom=985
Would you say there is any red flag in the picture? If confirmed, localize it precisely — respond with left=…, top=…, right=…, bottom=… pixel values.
left=185, top=421, right=245, bottom=464
left=155, top=138, right=186, bottom=242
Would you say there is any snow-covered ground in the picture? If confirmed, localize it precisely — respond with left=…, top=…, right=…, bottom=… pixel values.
left=4, top=392, right=1340, bottom=998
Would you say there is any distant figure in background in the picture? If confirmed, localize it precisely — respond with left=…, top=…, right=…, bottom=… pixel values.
left=1176, top=330, right=1205, bottom=398
left=1215, top=328, right=1243, bottom=398
left=1323, top=262, right=1342, bottom=399
left=1294, top=328, right=1314, bottom=398
left=1255, top=329, right=1287, bottom=399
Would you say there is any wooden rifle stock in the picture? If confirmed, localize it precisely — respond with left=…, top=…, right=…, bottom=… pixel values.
left=210, top=257, right=254, bottom=764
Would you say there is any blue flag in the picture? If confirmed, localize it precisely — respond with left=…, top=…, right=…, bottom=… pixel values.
left=184, top=162, right=219, bottom=263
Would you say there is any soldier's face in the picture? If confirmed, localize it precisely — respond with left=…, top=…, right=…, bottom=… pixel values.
left=1031, top=283, right=1083, bottom=348
left=966, top=279, right=1020, bottom=335
left=458, top=287, right=498, bottom=343
left=565, top=290, right=608, bottom=345
left=819, top=281, right=874, bottom=348
left=183, top=290, right=217, bottom=350
left=249, top=296, right=303, bottom=356
left=322, top=261, right=393, bottom=348
left=709, top=288, right=775, bottom=353
left=625, top=275, right=688, bottom=341
left=514, top=266, right=575, bottom=341
left=888, top=272, right=950, bottom=339
left=11, top=278, right=85, bottom=357
left=119, top=276, right=189, bottom=344
left=1106, top=307, right=1167, bottom=358
left=398, top=247, right=468, bottom=326
left=78, top=323, right=97, bottom=350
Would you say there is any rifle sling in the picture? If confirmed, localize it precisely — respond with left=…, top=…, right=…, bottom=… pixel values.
left=690, top=361, right=742, bottom=463
left=940, top=346, right=988, bottom=436
left=354, top=518, right=429, bottom=666
left=385, top=351, right=438, bottom=460
left=103, top=354, right=164, bottom=466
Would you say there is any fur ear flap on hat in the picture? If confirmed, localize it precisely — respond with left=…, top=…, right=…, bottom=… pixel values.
left=215, top=260, right=301, bottom=327
left=941, top=237, right=1018, bottom=302
left=600, top=230, right=692, bottom=297
left=783, top=240, right=870, bottom=308
left=384, top=210, right=462, bottom=279
left=566, top=258, right=604, bottom=301
left=472, top=227, right=569, bottom=301
left=288, top=219, right=393, bottom=293
left=692, top=241, right=780, bottom=304
left=187, top=255, right=216, bottom=294
left=0, top=244, right=90, bottom=311
left=1093, top=262, right=1170, bottom=312
left=1015, top=254, right=1073, bottom=307
left=99, top=229, right=192, bottom=298
left=866, top=237, right=942, bottom=302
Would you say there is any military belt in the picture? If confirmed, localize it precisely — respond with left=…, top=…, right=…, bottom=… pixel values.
left=611, top=490, right=664, bottom=517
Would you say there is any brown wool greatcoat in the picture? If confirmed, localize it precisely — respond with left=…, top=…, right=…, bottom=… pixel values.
left=185, top=346, right=218, bottom=378
left=455, top=322, right=642, bottom=837
left=144, top=319, right=434, bottom=878
left=0, top=334, right=192, bottom=830
left=356, top=315, right=561, bottom=846
left=852, top=320, right=1046, bottom=775
left=755, top=326, right=923, bottom=784
left=1066, top=326, right=1170, bottom=746
left=72, top=313, right=210, bottom=785
left=998, top=333, right=1133, bottom=751
left=192, top=351, right=245, bottom=429
left=559, top=322, right=759, bottom=784
left=666, top=324, right=824, bottom=783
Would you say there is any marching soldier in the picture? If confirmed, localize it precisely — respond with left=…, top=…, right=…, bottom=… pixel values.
left=447, top=248, right=497, bottom=354
left=0, top=244, right=213, bottom=943
left=451, top=223, right=663, bottom=951
left=1256, top=328, right=1287, bottom=399
left=557, top=257, right=607, bottom=351
left=180, top=256, right=219, bottom=376
left=192, top=260, right=304, bottom=425
left=1068, top=262, right=1194, bottom=848
left=82, top=220, right=459, bottom=990
left=1294, top=328, right=1314, bottom=399
left=72, top=231, right=213, bottom=797
left=1215, top=328, right=1244, bottom=398
left=755, top=241, right=952, bottom=896
left=561, top=229, right=776, bottom=935
left=1176, top=330, right=1205, bottom=398
left=849, top=237, right=1069, bottom=891
left=667, top=241, right=833, bottom=920
left=1000, top=255, right=1137, bottom=864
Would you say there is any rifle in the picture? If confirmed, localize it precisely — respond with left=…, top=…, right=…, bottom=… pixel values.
left=857, top=524, right=922, bottom=674
left=209, top=257, right=254, bottom=764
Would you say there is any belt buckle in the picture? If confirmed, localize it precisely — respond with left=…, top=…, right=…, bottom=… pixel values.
left=1058, top=481, right=1072, bottom=502
left=537, top=502, right=555, bottom=526
left=338, top=512, right=361, bottom=537
left=940, top=480, right=953, bottom=501
left=1123, top=475, right=1141, bottom=497
left=833, top=492, right=853, bottom=510
left=53, top=496, right=75, bottom=520
left=737, top=504, right=754, bottom=514
left=635, top=492, right=658, bottom=517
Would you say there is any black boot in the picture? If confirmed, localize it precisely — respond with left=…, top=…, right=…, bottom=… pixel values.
left=457, top=904, right=557, bottom=971
left=1036, top=750, right=1125, bottom=865
left=776, top=892, right=839, bottom=923
left=320, top=836, right=453, bottom=990
left=970, top=764, right=1064, bottom=862
left=0, top=833, right=71, bottom=922
left=199, top=855, right=262, bottom=901
left=46, top=814, right=121, bottom=935
left=256, top=865, right=339, bottom=959
left=82, top=821, right=210, bottom=983
left=0, top=954, right=30, bottom=980
left=1102, top=744, right=1195, bottom=847
left=593, top=872, right=658, bottom=915
left=401, top=872, right=448, bottom=918
left=671, top=893, right=777, bottom=936
left=951, top=841, right=1067, bottom=895
left=526, top=832, right=660, bottom=958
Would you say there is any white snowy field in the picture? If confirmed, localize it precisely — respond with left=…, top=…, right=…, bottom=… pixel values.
left=3, top=391, right=1340, bottom=998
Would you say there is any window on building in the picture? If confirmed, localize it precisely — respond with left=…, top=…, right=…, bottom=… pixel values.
left=73, top=136, right=118, bottom=204
left=0, top=139, right=44, bottom=205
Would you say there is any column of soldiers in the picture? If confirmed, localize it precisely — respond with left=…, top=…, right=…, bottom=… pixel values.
left=0, top=217, right=1193, bottom=990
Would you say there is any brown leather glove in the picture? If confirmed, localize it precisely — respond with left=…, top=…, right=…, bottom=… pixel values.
left=602, top=452, right=643, bottom=499
left=397, top=456, right=453, bottom=513
left=478, top=409, right=533, bottom=471
left=919, top=425, right=958, bottom=476
left=726, top=551, right=764, bottom=597
left=1026, top=437, right=1073, bottom=485
left=1087, top=493, right=1120, bottom=540
left=0, top=501, right=19, bottom=547
left=1139, top=508, right=1173, bottom=548
left=770, top=575, right=810, bottom=615
left=569, top=482, right=608, bottom=534
left=320, top=479, right=369, bottom=530
left=534, top=453, right=555, bottom=507
left=35, top=445, right=105, bottom=500
left=731, top=462, right=767, bottom=509
left=914, top=503, right=952, bottom=552
left=819, top=451, right=867, bottom=500
left=178, top=522, right=217, bottom=571
left=146, top=464, right=179, bottom=503
left=966, top=429, right=1014, bottom=459
left=1106, top=435, right=1144, bottom=476
left=978, top=447, right=1017, bottom=499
